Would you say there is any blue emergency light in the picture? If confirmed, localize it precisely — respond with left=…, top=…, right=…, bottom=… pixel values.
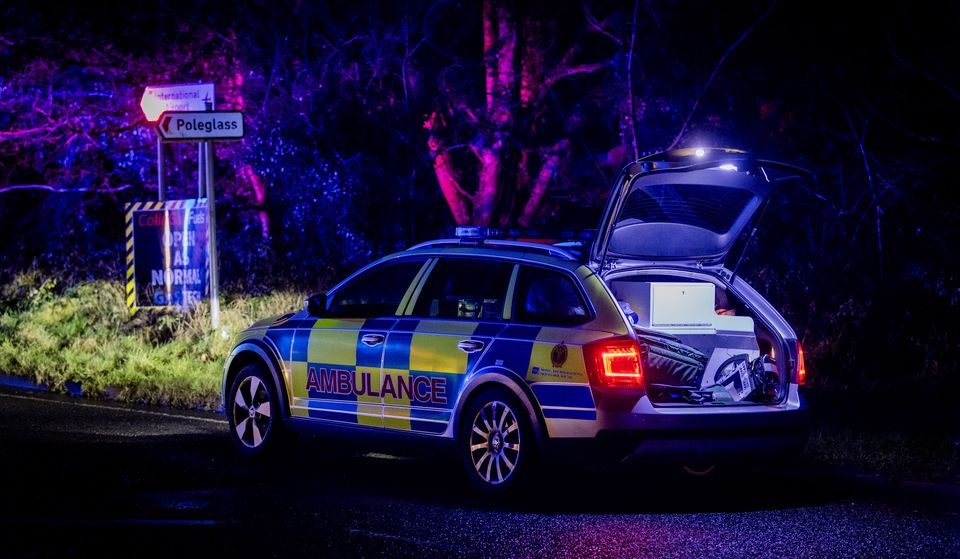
left=451, top=226, right=595, bottom=241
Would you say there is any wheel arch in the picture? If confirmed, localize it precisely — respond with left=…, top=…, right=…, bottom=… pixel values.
left=452, top=368, right=547, bottom=448
left=222, top=338, right=290, bottom=418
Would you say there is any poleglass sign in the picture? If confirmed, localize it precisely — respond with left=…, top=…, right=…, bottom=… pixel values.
left=157, top=110, right=244, bottom=142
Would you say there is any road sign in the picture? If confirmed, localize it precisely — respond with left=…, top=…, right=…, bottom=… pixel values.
left=140, top=83, right=214, bottom=122
left=138, top=83, right=226, bottom=329
left=124, top=199, right=209, bottom=312
left=157, top=111, right=244, bottom=142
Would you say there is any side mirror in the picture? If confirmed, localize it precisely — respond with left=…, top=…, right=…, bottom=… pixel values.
left=306, top=293, right=328, bottom=317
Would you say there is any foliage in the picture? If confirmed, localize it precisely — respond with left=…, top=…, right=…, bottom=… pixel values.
left=806, top=427, right=958, bottom=483
left=0, top=273, right=302, bottom=409
left=804, top=386, right=960, bottom=483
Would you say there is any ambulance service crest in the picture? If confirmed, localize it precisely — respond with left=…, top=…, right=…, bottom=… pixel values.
left=551, top=342, right=568, bottom=368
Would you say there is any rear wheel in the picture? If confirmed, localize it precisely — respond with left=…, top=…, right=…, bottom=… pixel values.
left=227, top=364, right=289, bottom=456
left=459, top=387, right=535, bottom=495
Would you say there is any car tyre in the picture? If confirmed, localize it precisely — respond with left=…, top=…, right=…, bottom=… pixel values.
left=227, top=363, right=291, bottom=457
left=459, top=386, right=536, bottom=495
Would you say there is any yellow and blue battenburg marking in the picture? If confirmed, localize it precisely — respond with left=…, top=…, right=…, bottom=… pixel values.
left=287, top=318, right=375, bottom=424
left=490, top=325, right=599, bottom=421
left=266, top=312, right=605, bottom=437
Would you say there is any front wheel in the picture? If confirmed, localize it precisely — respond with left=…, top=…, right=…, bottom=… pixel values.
left=227, top=364, right=289, bottom=456
left=459, top=387, right=536, bottom=495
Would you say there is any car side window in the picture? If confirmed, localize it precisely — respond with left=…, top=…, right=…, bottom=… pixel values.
left=513, top=266, right=590, bottom=326
left=411, top=258, right=513, bottom=321
left=327, top=259, right=425, bottom=318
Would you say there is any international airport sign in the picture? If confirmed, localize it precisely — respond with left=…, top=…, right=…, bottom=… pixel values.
left=157, top=111, right=244, bottom=142
left=124, top=199, right=209, bottom=311
left=139, top=83, right=214, bottom=122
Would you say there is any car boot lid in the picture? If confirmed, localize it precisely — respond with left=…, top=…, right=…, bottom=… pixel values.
left=589, top=148, right=812, bottom=272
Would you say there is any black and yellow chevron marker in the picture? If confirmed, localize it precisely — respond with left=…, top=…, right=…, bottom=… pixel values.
left=124, top=202, right=140, bottom=315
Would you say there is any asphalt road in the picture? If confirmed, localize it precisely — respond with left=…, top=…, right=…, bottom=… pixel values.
left=1, top=389, right=958, bottom=559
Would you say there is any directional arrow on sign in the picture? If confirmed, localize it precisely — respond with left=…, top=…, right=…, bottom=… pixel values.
left=140, top=83, right=215, bottom=122
left=156, top=111, right=244, bottom=142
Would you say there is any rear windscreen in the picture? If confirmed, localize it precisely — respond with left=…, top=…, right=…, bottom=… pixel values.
left=617, top=184, right=754, bottom=234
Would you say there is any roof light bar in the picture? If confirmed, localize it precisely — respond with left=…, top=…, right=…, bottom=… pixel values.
left=450, top=226, right=596, bottom=241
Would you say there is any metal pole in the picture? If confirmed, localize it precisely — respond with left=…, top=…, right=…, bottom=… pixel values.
left=157, top=133, right=165, bottom=201
left=204, top=141, right=220, bottom=329
left=199, top=97, right=211, bottom=199
left=197, top=144, right=204, bottom=199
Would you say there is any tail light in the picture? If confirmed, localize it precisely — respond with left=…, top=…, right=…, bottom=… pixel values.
left=796, top=343, right=807, bottom=385
left=584, top=337, right=644, bottom=388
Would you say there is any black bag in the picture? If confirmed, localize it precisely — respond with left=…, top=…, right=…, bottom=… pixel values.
left=635, top=327, right=709, bottom=389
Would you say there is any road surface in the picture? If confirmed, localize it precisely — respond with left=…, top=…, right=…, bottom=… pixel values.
left=1, top=389, right=958, bottom=558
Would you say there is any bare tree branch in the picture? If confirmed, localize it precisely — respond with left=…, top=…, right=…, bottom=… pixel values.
left=518, top=140, right=569, bottom=227
left=887, top=32, right=960, bottom=104
left=0, top=184, right=134, bottom=195
left=424, top=111, right=473, bottom=223
left=545, top=61, right=608, bottom=86
left=842, top=105, right=884, bottom=279
left=582, top=2, right=622, bottom=46
left=667, top=0, right=779, bottom=150
left=626, top=0, right=639, bottom=160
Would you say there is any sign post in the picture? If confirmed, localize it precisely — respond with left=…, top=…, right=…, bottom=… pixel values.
left=157, top=135, right=165, bottom=201
left=155, top=109, right=244, bottom=329
left=138, top=83, right=238, bottom=330
left=204, top=142, right=220, bottom=328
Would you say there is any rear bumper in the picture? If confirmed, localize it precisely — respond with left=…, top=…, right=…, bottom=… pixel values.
left=545, top=422, right=808, bottom=465
left=544, top=388, right=809, bottom=465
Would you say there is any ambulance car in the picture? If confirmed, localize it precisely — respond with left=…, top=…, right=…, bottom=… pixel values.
left=222, top=148, right=810, bottom=493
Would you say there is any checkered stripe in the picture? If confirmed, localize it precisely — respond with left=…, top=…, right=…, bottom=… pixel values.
left=279, top=317, right=610, bottom=432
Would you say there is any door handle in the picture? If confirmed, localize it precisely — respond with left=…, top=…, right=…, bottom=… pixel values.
left=457, top=339, right=485, bottom=353
left=360, top=333, right=385, bottom=347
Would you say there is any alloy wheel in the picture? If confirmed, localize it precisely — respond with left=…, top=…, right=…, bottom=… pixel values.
left=468, top=400, right=521, bottom=485
left=232, top=375, right=272, bottom=448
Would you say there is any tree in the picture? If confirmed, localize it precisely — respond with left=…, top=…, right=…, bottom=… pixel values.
left=423, top=0, right=610, bottom=227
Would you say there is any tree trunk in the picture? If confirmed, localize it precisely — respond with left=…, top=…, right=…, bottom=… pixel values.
left=426, top=0, right=604, bottom=227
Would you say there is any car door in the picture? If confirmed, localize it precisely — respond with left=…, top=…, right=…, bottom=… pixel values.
left=507, top=264, right=598, bottom=424
left=289, top=258, right=429, bottom=427
left=381, top=257, right=514, bottom=434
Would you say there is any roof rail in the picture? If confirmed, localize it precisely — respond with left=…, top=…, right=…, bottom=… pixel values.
left=407, top=239, right=460, bottom=250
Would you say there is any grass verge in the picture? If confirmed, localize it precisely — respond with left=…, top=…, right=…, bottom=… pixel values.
left=806, top=426, right=959, bottom=484
left=803, top=386, right=959, bottom=484
left=0, top=272, right=302, bottom=410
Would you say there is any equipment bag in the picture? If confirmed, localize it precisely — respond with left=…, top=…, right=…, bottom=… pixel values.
left=635, top=327, right=709, bottom=389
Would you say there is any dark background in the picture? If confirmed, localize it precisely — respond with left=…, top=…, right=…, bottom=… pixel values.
left=0, top=0, right=958, bottom=407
